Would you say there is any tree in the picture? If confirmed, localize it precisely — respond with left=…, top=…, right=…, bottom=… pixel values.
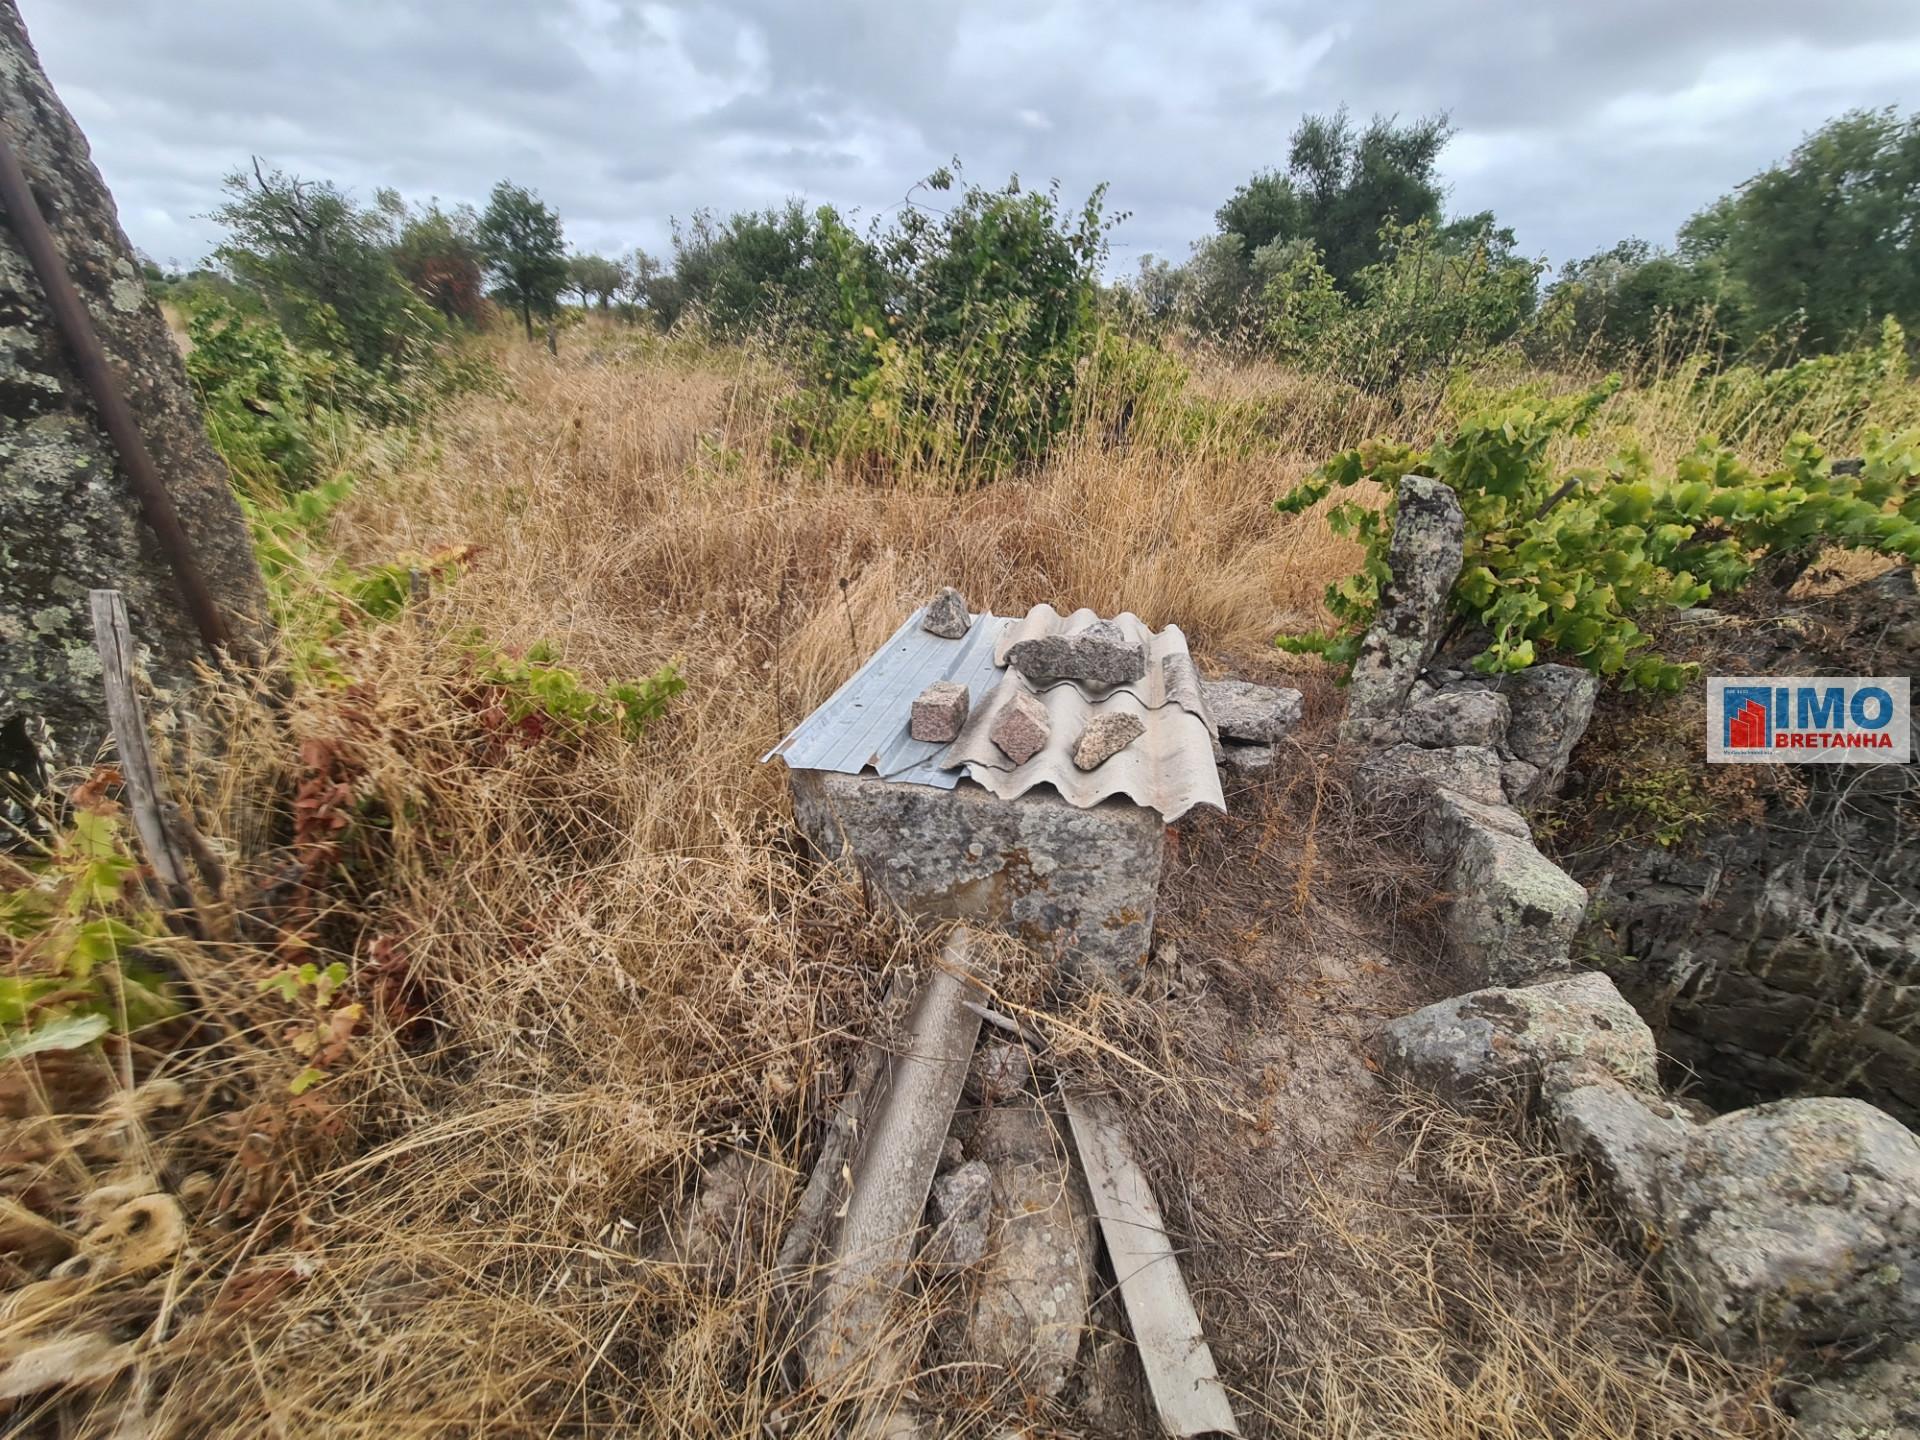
left=1680, top=108, right=1920, bottom=354
left=212, top=161, right=428, bottom=371
left=475, top=181, right=568, bottom=341
left=1218, top=109, right=1452, bottom=292
left=664, top=201, right=840, bottom=335
left=566, top=253, right=626, bottom=310
left=392, top=200, right=486, bottom=325
left=1546, top=238, right=1734, bottom=360
left=1259, top=219, right=1541, bottom=392
left=621, top=247, right=664, bottom=321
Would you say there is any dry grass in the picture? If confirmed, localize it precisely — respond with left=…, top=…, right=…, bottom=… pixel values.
left=2, top=335, right=1821, bottom=1437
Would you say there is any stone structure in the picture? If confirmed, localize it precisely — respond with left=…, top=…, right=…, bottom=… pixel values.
left=1339, top=474, right=1463, bottom=741
left=1582, top=567, right=1919, bottom=1128
left=790, top=769, right=1164, bottom=978
left=1384, top=972, right=1920, bottom=1361
left=0, top=7, right=265, bottom=772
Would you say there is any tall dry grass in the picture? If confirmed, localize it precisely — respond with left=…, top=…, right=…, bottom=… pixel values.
left=6, top=333, right=1826, bottom=1437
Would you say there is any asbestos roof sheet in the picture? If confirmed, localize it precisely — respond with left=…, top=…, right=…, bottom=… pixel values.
left=763, top=603, right=1226, bottom=822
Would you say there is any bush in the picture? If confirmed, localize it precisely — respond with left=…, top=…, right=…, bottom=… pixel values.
left=784, top=167, right=1115, bottom=479
left=657, top=201, right=845, bottom=337
left=1275, top=383, right=1920, bottom=689
left=1260, top=220, right=1542, bottom=394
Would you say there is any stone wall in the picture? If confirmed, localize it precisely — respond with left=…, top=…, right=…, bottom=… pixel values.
left=0, top=3, right=264, bottom=774
left=1580, top=566, right=1920, bottom=1128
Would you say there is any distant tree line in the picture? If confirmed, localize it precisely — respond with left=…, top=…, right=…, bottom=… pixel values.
left=1123, top=105, right=1920, bottom=382
left=152, top=103, right=1918, bottom=480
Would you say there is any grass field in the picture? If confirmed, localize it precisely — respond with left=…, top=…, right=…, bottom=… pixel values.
left=17, top=326, right=1912, bottom=1436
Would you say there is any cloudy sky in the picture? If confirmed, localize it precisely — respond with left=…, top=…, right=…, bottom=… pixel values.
left=21, top=0, right=1920, bottom=280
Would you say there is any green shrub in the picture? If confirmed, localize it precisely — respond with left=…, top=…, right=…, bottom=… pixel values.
left=478, top=640, right=686, bottom=742
left=186, top=301, right=348, bottom=493
left=0, top=808, right=177, bottom=1063
left=1260, top=220, right=1542, bottom=394
left=1275, top=383, right=1920, bottom=689
left=784, top=167, right=1115, bottom=480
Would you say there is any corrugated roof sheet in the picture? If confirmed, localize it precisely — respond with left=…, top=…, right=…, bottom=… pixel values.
left=763, top=603, right=1226, bottom=821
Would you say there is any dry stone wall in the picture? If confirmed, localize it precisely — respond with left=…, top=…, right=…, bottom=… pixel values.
left=1354, top=479, right=1920, bottom=1393
left=1581, top=566, right=1920, bottom=1129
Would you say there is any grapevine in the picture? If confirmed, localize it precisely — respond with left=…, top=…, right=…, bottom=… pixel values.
left=1275, top=382, right=1920, bottom=690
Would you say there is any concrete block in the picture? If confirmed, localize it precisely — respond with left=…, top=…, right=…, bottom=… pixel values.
left=791, top=770, right=1163, bottom=980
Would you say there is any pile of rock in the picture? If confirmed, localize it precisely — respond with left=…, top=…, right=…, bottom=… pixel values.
left=1201, top=677, right=1303, bottom=776
left=1382, top=971, right=1920, bottom=1364
left=913, top=593, right=1163, bottom=773
left=1345, top=477, right=1920, bottom=1417
left=1331, top=476, right=1598, bottom=983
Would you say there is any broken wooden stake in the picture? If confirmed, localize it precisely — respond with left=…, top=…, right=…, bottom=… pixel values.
left=88, top=590, right=193, bottom=913
left=1064, top=1090, right=1242, bottom=1439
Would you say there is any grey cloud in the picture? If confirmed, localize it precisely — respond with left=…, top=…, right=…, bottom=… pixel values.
left=19, top=0, right=1920, bottom=278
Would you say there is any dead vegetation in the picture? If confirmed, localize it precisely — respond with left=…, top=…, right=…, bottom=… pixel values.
left=3, top=337, right=1794, bottom=1436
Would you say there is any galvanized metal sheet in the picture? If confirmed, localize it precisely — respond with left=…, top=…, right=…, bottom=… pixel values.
left=762, top=606, right=1006, bottom=790
left=764, top=603, right=1226, bottom=822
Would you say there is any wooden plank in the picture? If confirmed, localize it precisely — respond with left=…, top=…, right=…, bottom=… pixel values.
left=1064, top=1091, right=1242, bottom=1439
left=88, top=590, right=190, bottom=908
left=802, top=931, right=984, bottom=1392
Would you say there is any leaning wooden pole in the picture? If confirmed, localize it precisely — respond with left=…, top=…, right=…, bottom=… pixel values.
left=0, top=137, right=233, bottom=661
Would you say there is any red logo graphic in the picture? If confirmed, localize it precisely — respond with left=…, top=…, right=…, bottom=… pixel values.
left=1726, top=699, right=1770, bottom=749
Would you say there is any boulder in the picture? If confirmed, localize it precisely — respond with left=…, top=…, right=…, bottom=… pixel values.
left=789, top=770, right=1163, bottom=981
left=1006, top=619, right=1146, bottom=689
left=1341, top=475, right=1465, bottom=730
left=1659, top=1098, right=1920, bottom=1357
left=1447, top=822, right=1589, bottom=984
left=1418, top=788, right=1529, bottom=864
left=1495, top=665, right=1599, bottom=802
left=910, top=680, right=970, bottom=742
left=1354, top=743, right=1505, bottom=809
left=1220, top=741, right=1279, bottom=777
left=1791, top=1340, right=1920, bottom=1439
left=990, top=690, right=1051, bottom=765
left=1546, top=1082, right=1692, bottom=1231
left=1200, top=679, right=1304, bottom=745
left=1380, top=972, right=1660, bottom=1113
left=921, top=587, right=972, bottom=639
left=1400, top=689, right=1510, bottom=749
left=1072, top=711, right=1144, bottom=770
left=0, top=12, right=269, bottom=768
left=1500, top=758, right=1543, bottom=805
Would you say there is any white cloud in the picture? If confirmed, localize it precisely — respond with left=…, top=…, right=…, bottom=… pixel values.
left=19, top=0, right=1920, bottom=275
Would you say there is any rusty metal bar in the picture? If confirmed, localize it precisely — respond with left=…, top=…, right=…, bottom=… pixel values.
left=0, top=128, right=234, bottom=659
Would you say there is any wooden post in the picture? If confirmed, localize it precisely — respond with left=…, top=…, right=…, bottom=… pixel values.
left=88, top=589, right=192, bottom=910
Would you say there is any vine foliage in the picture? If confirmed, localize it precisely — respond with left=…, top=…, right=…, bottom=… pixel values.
left=1274, top=382, right=1920, bottom=690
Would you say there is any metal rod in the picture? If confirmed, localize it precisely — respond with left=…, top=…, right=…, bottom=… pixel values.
left=0, top=129, right=233, bottom=659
